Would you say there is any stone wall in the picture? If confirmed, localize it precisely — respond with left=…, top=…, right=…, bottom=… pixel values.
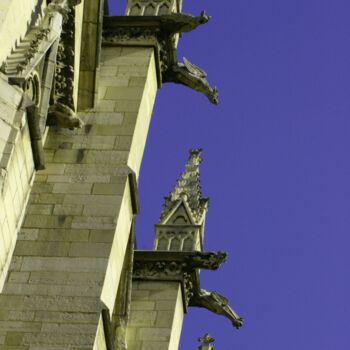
left=0, top=75, right=36, bottom=292
left=0, top=46, right=158, bottom=348
left=127, top=281, right=184, bottom=350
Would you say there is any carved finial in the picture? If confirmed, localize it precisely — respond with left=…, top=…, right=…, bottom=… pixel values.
left=159, top=149, right=209, bottom=224
left=198, top=333, right=215, bottom=350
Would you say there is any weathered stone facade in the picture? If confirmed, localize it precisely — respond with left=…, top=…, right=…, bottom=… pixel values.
left=0, top=0, right=241, bottom=349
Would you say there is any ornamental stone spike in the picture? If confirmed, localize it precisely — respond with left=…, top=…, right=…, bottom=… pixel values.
left=160, top=148, right=209, bottom=224
left=198, top=333, right=215, bottom=350
left=154, top=149, right=209, bottom=252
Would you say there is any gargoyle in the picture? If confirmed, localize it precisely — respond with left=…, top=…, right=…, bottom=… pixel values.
left=160, top=11, right=211, bottom=34
left=190, top=289, right=243, bottom=329
left=198, top=333, right=215, bottom=350
left=47, top=102, right=83, bottom=129
left=163, top=57, right=218, bottom=105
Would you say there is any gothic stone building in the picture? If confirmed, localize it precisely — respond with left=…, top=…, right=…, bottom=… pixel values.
left=0, top=1, right=241, bottom=349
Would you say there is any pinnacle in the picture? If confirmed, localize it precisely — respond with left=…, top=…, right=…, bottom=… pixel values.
left=159, top=149, right=209, bottom=223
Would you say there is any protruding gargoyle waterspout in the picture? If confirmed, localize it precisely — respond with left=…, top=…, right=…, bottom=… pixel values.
left=190, top=290, right=243, bottom=329
left=160, top=11, right=211, bottom=33
left=163, top=57, right=219, bottom=105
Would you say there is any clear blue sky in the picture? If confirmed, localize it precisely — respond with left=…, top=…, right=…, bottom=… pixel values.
left=108, top=1, right=350, bottom=349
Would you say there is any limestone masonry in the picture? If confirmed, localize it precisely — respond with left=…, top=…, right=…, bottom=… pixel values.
left=0, top=1, right=242, bottom=349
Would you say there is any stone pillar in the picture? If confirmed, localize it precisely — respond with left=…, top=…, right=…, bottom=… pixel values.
left=127, top=281, right=184, bottom=350
left=0, top=46, right=157, bottom=349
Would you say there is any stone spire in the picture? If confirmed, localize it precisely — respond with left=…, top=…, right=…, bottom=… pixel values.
left=154, top=149, right=209, bottom=251
left=159, top=148, right=209, bottom=225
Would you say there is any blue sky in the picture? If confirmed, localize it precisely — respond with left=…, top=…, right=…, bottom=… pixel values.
left=108, top=1, right=350, bottom=348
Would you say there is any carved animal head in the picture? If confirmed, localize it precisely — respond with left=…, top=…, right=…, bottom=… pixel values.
left=232, top=317, right=243, bottom=329
left=200, top=11, right=211, bottom=24
left=209, top=87, right=219, bottom=105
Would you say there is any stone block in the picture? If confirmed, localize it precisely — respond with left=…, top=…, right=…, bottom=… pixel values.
left=129, top=290, right=150, bottom=301
left=129, top=310, right=156, bottom=327
left=41, top=323, right=96, bottom=334
left=84, top=150, right=128, bottom=164
left=68, top=242, right=111, bottom=258
left=30, top=193, right=65, bottom=205
left=95, top=100, right=116, bottom=112
left=155, top=301, right=176, bottom=311
left=99, top=66, right=118, bottom=77
left=99, top=76, right=129, bottom=87
left=18, top=229, right=39, bottom=241
left=22, top=332, right=95, bottom=346
left=22, top=295, right=103, bottom=313
left=71, top=216, right=115, bottom=230
left=47, top=174, right=110, bottom=184
left=92, top=183, right=125, bottom=195
left=5, top=332, right=23, bottom=346
left=83, top=205, right=118, bottom=217
left=130, top=301, right=155, bottom=311
left=129, top=77, right=147, bottom=87
left=114, top=100, right=141, bottom=113
left=53, top=205, right=84, bottom=216
left=7, top=272, right=30, bottom=284
left=80, top=113, right=124, bottom=126
left=89, top=230, right=115, bottom=243
left=127, top=341, right=142, bottom=350
left=155, top=311, right=174, bottom=327
left=0, top=321, right=41, bottom=332
left=21, top=257, right=108, bottom=273
left=121, top=47, right=153, bottom=58
left=64, top=135, right=116, bottom=151
left=39, top=163, right=65, bottom=175
left=148, top=288, right=179, bottom=301
left=138, top=328, right=171, bottom=342
left=104, top=87, right=143, bottom=100
left=23, top=215, right=73, bottom=229
left=141, top=342, right=169, bottom=350
left=88, top=124, right=135, bottom=136
left=34, top=310, right=100, bottom=324
left=116, top=136, right=132, bottom=151
left=8, top=311, right=34, bottom=321
left=63, top=194, right=122, bottom=206
left=14, top=241, right=70, bottom=257
left=53, top=149, right=87, bottom=164
left=26, top=204, right=53, bottom=215
left=52, top=183, right=92, bottom=194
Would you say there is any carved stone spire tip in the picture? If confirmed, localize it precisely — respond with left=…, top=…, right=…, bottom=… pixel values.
left=159, top=148, right=209, bottom=223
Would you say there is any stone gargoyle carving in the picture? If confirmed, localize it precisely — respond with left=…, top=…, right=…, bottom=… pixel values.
left=198, top=333, right=215, bottom=350
left=190, top=289, right=243, bottom=329
left=163, top=57, right=219, bottom=105
left=47, top=102, right=83, bottom=129
left=160, top=10, right=211, bottom=34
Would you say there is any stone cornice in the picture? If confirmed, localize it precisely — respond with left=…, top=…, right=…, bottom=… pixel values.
left=133, top=250, right=227, bottom=312
left=101, top=12, right=219, bottom=105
